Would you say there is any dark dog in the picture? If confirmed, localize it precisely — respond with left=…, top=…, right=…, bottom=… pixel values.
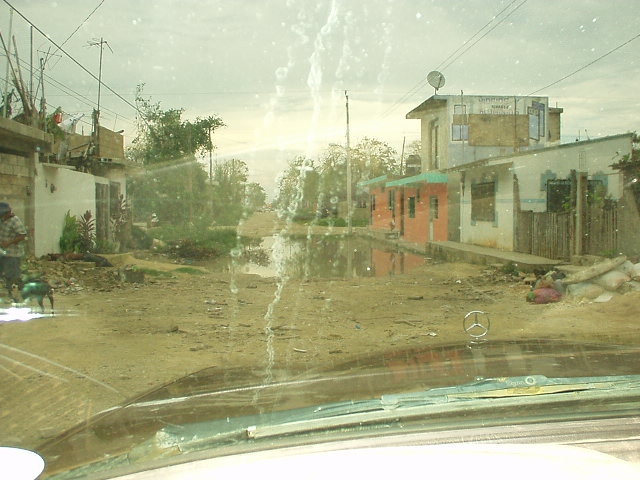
left=20, top=280, right=54, bottom=313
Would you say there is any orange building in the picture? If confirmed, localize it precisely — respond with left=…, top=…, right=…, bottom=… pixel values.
left=361, top=172, right=448, bottom=244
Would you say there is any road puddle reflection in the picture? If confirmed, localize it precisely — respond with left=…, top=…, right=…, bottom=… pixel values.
left=236, top=235, right=425, bottom=279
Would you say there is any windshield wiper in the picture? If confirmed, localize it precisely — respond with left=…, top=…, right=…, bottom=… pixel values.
left=141, top=375, right=640, bottom=453
left=51, top=374, right=639, bottom=479
left=380, top=374, right=640, bottom=406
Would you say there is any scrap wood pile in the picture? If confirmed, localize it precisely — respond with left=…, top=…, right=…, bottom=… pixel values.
left=527, top=255, right=640, bottom=304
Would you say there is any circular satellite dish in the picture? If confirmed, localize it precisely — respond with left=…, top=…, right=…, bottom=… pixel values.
left=427, top=70, right=446, bottom=92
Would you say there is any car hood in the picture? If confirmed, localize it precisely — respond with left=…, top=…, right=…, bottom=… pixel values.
left=36, top=339, right=640, bottom=478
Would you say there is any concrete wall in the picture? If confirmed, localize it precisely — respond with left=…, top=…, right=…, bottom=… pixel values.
left=515, top=135, right=630, bottom=212
left=369, top=185, right=395, bottom=232
left=32, top=164, right=97, bottom=256
left=401, top=183, right=448, bottom=243
left=32, top=163, right=127, bottom=257
left=1, top=117, right=128, bottom=257
left=413, top=95, right=556, bottom=170
left=460, top=163, right=514, bottom=250
left=368, top=182, right=448, bottom=243
left=419, top=107, right=449, bottom=172
left=458, top=134, right=632, bottom=252
left=0, top=151, right=35, bottom=252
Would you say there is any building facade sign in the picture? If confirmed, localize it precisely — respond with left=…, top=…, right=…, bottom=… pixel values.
left=478, top=96, right=513, bottom=115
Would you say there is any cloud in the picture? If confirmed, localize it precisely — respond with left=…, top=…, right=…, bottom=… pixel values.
left=4, top=0, right=639, bottom=193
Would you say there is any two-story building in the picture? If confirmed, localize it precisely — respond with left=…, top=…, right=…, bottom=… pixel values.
left=0, top=115, right=131, bottom=257
left=402, top=93, right=633, bottom=258
left=362, top=93, right=635, bottom=259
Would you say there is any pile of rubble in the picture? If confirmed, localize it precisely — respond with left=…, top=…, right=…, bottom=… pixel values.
left=528, top=256, right=640, bottom=304
left=23, top=254, right=134, bottom=295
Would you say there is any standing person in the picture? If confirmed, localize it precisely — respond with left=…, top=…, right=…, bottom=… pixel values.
left=0, top=202, right=27, bottom=302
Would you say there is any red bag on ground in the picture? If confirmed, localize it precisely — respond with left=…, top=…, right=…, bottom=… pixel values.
left=526, top=288, right=562, bottom=304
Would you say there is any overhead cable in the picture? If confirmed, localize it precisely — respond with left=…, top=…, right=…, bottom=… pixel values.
left=381, top=0, right=527, bottom=119
left=527, top=31, right=640, bottom=96
left=1, top=0, right=141, bottom=115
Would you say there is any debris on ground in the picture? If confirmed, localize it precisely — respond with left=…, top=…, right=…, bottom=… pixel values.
left=526, top=287, right=562, bottom=304
left=529, top=255, right=640, bottom=304
left=23, top=255, right=135, bottom=295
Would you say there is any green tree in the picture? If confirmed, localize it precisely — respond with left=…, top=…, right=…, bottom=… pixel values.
left=129, top=159, right=212, bottom=225
left=128, top=84, right=224, bottom=165
left=350, top=137, right=399, bottom=181
left=611, top=131, right=640, bottom=208
left=275, top=156, right=320, bottom=216
left=210, top=158, right=250, bottom=225
left=244, top=182, right=267, bottom=211
left=126, top=85, right=225, bottom=225
left=406, top=139, right=422, bottom=157
left=316, top=137, right=399, bottom=211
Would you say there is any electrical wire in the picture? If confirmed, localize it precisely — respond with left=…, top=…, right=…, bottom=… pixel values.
left=437, top=0, right=527, bottom=72
left=0, top=70, right=117, bottom=131
left=46, top=0, right=105, bottom=71
left=527, top=31, right=640, bottom=96
left=0, top=52, right=134, bottom=125
left=1, top=0, right=141, bottom=116
left=381, top=0, right=527, bottom=119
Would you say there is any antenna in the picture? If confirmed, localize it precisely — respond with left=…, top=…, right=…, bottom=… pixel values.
left=87, top=37, right=113, bottom=117
left=427, top=70, right=446, bottom=94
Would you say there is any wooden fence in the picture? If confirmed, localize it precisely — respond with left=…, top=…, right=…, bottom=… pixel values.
left=515, top=211, right=571, bottom=260
left=515, top=202, right=618, bottom=260
left=584, top=202, right=618, bottom=256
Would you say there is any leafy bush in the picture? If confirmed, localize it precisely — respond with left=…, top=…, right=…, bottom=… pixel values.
left=59, top=211, right=82, bottom=253
left=152, top=226, right=241, bottom=259
left=131, top=225, right=154, bottom=249
left=501, top=261, right=520, bottom=276
left=77, top=210, right=96, bottom=252
left=60, top=210, right=96, bottom=253
left=94, top=239, right=117, bottom=254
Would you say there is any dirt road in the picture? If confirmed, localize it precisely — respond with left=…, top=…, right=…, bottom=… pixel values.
left=1, top=212, right=638, bottom=448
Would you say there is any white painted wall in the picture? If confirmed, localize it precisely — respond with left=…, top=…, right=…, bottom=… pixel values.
left=458, top=134, right=631, bottom=251
left=32, top=163, right=127, bottom=257
left=515, top=135, right=629, bottom=212
left=460, top=164, right=514, bottom=250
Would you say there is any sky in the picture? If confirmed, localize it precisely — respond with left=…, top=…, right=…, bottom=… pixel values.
left=2, top=0, right=639, bottom=196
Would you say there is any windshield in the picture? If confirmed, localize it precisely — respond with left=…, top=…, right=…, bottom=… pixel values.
left=1, top=1, right=639, bottom=478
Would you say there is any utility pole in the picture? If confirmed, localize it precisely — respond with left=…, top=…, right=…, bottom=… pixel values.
left=345, top=90, right=352, bottom=235
left=2, top=8, right=13, bottom=118
left=208, top=125, right=213, bottom=184
left=29, top=26, right=33, bottom=108
left=88, top=38, right=111, bottom=156
left=88, top=38, right=111, bottom=121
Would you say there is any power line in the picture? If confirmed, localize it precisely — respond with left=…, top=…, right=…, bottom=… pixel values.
left=47, top=0, right=106, bottom=70
left=381, top=0, right=527, bottom=119
left=0, top=53, right=133, bottom=124
left=0, top=71, right=126, bottom=132
left=1, top=0, right=141, bottom=116
left=437, top=0, right=527, bottom=72
left=527, top=31, right=640, bottom=96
